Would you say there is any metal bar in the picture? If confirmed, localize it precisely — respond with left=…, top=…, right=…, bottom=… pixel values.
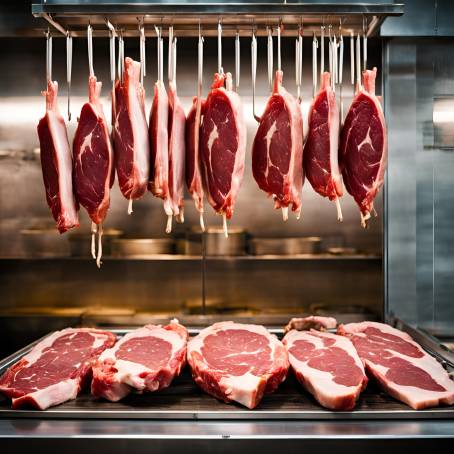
left=32, top=3, right=405, bottom=17
left=40, top=12, right=66, bottom=35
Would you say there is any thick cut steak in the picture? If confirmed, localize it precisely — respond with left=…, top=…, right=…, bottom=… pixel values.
left=73, top=76, right=114, bottom=225
left=37, top=80, right=79, bottom=233
left=0, top=328, right=115, bottom=410
left=338, top=322, right=454, bottom=409
left=149, top=80, right=172, bottom=217
left=252, top=70, right=303, bottom=219
left=167, top=81, right=186, bottom=227
left=185, top=96, right=204, bottom=219
left=92, top=320, right=188, bottom=402
left=187, top=321, right=289, bottom=409
left=283, top=329, right=367, bottom=410
left=114, top=57, right=150, bottom=203
left=284, top=316, right=337, bottom=334
left=340, top=68, right=387, bottom=227
left=304, top=72, right=343, bottom=217
left=200, top=73, right=246, bottom=220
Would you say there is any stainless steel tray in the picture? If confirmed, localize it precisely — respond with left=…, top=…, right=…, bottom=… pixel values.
left=0, top=328, right=453, bottom=420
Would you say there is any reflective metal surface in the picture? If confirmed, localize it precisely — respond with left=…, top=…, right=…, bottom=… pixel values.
left=31, top=1, right=404, bottom=37
left=384, top=38, right=454, bottom=336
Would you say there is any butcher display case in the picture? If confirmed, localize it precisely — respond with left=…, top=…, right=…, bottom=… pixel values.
left=0, top=0, right=454, bottom=452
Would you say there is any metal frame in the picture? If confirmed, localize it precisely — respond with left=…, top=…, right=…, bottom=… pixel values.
left=31, top=1, right=404, bottom=37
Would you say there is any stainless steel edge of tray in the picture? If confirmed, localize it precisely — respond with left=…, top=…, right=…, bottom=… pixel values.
left=1, top=327, right=454, bottom=420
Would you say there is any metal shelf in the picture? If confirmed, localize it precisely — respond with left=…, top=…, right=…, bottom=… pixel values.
left=31, top=1, right=404, bottom=37
left=0, top=254, right=382, bottom=261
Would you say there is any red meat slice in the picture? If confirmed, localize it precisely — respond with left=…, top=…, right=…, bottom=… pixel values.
left=113, top=57, right=150, bottom=209
left=167, top=80, right=186, bottom=231
left=185, top=96, right=205, bottom=227
left=340, top=67, right=387, bottom=227
left=92, top=320, right=188, bottom=402
left=187, top=321, right=289, bottom=409
left=338, top=321, right=454, bottom=409
left=199, top=73, right=246, bottom=224
left=37, top=80, right=79, bottom=233
left=304, top=72, right=343, bottom=219
left=149, top=80, right=172, bottom=219
left=283, top=329, right=367, bottom=410
left=284, top=315, right=337, bottom=334
left=252, top=70, right=303, bottom=219
left=0, top=328, right=115, bottom=410
left=73, top=76, right=114, bottom=226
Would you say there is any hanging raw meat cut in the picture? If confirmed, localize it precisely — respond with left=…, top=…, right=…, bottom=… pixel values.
left=283, top=329, right=368, bottom=410
left=73, top=76, right=114, bottom=268
left=304, top=72, right=343, bottom=220
left=185, top=96, right=205, bottom=228
left=252, top=70, right=303, bottom=220
left=149, top=79, right=172, bottom=219
left=37, top=80, right=79, bottom=233
left=340, top=67, right=387, bottom=227
left=338, top=322, right=454, bottom=410
left=73, top=76, right=114, bottom=226
left=166, top=80, right=186, bottom=231
left=113, top=57, right=150, bottom=212
left=199, top=72, right=246, bottom=232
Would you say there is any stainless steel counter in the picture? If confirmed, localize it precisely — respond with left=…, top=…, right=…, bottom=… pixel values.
left=0, top=419, right=453, bottom=453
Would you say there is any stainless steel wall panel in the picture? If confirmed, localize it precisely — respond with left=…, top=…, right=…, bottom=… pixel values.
left=385, top=38, right=454, bottom=335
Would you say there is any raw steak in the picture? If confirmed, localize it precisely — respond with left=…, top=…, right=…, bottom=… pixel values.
left=185, top=96, right=204, bottom=224
left=338, top=322, right=454, bottom=409
left=167, top=80, right=186, bottom=230
left=200, top=73, right=246, bottom=221
left=304, top=72, right=343, bottom=219
left=187, top=321, right=289, bottom=409
left=149, top=80, right=172, bottom=218
left=283, top=329, right=367, bottom=410
left=37, top=80, right=79, bottom=233
left=73, top=76, right=114, bottom=225
left=340, top=67, right=387, bottom=227
left=92, top=320, right=188, bottom=402
left=284, top=315, right=337, bottom=334
left=0, top=328, right=115, bottom=410
left=252, top=70, right=303, bottom=219
left=114, top=57, right=150, bottom=207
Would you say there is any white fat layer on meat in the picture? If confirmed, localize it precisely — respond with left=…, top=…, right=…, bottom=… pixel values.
left=109, top=359, right=154, bottom=391
left=342, top=322, right=454, bottom=408
left=357, top=126, right=373, bottom=150
left=264, top=120, right=278, bottom=179
left=284, top=330, right=365, bottom=400
left=128, top=64, right=150, bottom=185
left=78, top=129, right=94, bottom=162
left=22, top=328, right=108, bottom=367
left=12, top=378, right=79, bottom=410
left=47, top=110, right=78, bottom=223
left=219, top=372, right=263, bottom=409
left=207, top=121, right=219, bottom=154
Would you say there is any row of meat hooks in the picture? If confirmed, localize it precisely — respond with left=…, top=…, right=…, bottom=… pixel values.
left=44, top=19, right=369, bottom=240
left=49, top=17, right=369, bottom=123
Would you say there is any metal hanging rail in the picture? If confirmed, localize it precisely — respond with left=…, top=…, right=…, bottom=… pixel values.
left=32, top=1, right=403, bottom=38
